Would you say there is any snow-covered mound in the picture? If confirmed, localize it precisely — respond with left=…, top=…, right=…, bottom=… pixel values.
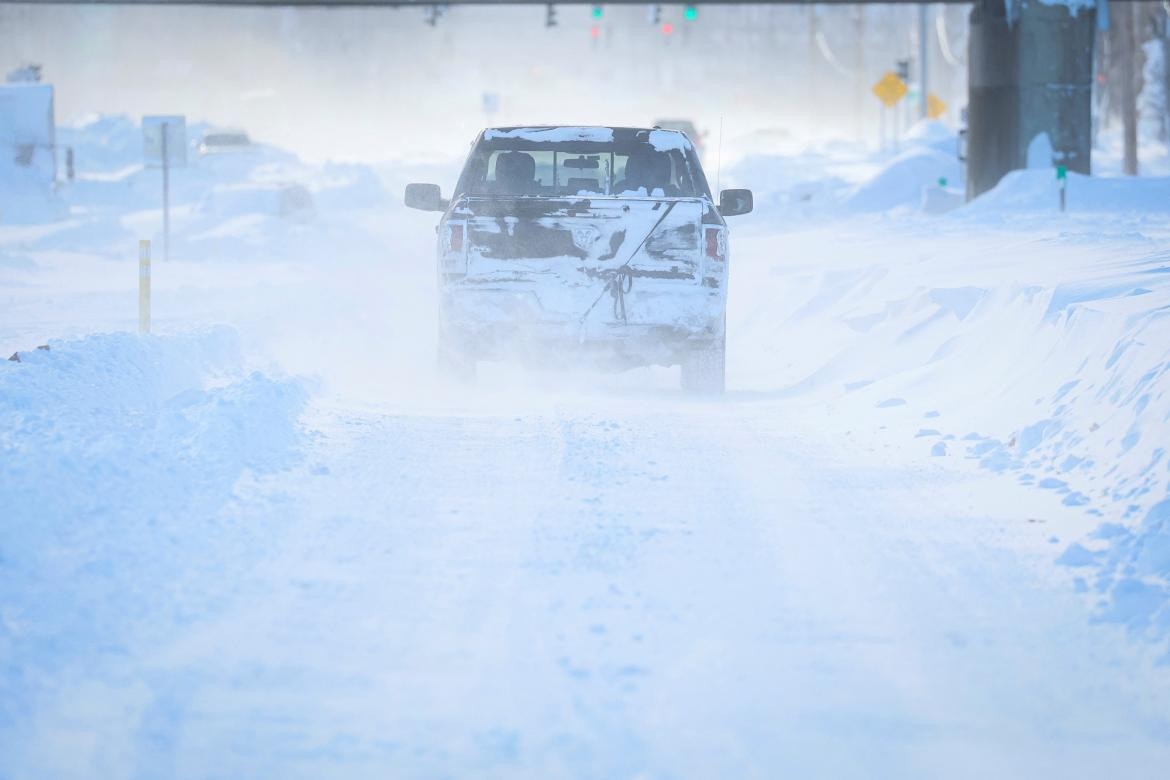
left=900, top=119, right=961, bottom=154
left=1080, top=499, right=1170, bottom=641
left=311, top=161, right=395, bottom=211
left=32, top=113, right=399, bottom=262
left=964, top=168, right=1170, bottom=215
left=56, top=114, right=149, bottom=174
left=723, top=123, right=962, bottom=222
left=0, top=329, right=308, bottom=729
left=0, top=328, right=307, bottom=520
left=730, top=220, right=1170, bottom=650
left=842, top=146, right=960, bottom=213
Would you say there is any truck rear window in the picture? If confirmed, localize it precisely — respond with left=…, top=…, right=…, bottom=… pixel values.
left=456, top=132, right=709, bottom=199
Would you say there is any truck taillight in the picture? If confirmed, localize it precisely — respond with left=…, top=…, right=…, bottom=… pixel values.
left=448, top=223, right=464, bottom=253
left=705, top=227, right=726, bottom=263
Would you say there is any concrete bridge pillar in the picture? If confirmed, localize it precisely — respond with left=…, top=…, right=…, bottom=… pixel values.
left=967, top=0, right=1097, bottom=200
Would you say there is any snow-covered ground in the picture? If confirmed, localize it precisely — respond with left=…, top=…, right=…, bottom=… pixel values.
left=3, top=117, right=1170, bottom=777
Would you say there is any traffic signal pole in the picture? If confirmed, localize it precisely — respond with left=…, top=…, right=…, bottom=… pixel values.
left=918, top=5, right=928, bottom=119
left=966, top=0, right=1095, bottom=200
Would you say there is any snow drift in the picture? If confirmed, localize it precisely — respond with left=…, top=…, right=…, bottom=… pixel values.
left=964, top=168, right=1170, bottom=216
left=0, top=328, right=307, bottom=521
left=730, top=211, right=1170, bottom=651
left=0, top=328, right=307, bottom=748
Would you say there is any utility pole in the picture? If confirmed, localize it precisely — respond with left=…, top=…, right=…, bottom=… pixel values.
left=855, top=7, right=866, bottom=141
left=1115, top=0, right=1139, bottom=175
left=807, top=7, right=818, bottom=127
left=966, top=0, right=1096, bottom=199
left=918, top=4, right=929, bottom=119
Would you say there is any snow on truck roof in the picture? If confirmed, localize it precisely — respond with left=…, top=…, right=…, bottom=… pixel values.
left=482, top=126, right=692, bottom=153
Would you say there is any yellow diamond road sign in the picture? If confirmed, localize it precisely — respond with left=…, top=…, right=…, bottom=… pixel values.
left=872, top=72, right=908, bottom=108
left=927, top=93, right=947, bottom=120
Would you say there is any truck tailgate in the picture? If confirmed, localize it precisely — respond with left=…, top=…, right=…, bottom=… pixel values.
left=460, top=196, right=704, bottom=283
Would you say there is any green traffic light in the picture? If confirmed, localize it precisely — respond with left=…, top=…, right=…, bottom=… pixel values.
left=684, top=5, right=697, bottom=20
left=592, top=5, right=603, bottom=19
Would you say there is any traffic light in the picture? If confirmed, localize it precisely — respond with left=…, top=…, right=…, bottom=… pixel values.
left=684, top=5, right=697, bottom=21
left=546, top=3, right=557, bottom=28
left=591, top=5, right=602, bottom=20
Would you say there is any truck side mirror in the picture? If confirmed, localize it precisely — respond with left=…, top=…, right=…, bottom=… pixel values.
left=405, top=183, right=448, bottom=212
left=718, top=188, right=753, bottom=217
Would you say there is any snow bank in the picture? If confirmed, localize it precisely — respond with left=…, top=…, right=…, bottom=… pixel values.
left=843, top=146, right=960, bottom=213
left=723, top=123, right=960, bottom=222
left=730, top=220, right=1170, bottom=649
left=0, top=328, right=307, bottom=521
left=901, top=119, right=960, bottom=155
left=0, top=328, right=308, bottom=734
left=310, top=161, right=394, bottom=211
left=965, top=168, right=1170, bottom=216
left=56, top=114, right=146, bottom=174
left=24, top=112, right=397, bottom=263
left=1086, top=500, right=1170, bottom=642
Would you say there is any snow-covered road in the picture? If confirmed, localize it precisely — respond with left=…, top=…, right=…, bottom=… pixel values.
left=9, top=385, right=1170, bottom=778
left=201, top=397, right=1170, bottom=778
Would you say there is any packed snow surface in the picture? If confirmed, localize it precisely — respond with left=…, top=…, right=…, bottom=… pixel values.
left=2, top=115, right=1170, bottom=777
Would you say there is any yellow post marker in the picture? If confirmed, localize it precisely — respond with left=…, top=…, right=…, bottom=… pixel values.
left=872, top=72, right=909, bottom=153
left=138, top=239, right=151, bottom=334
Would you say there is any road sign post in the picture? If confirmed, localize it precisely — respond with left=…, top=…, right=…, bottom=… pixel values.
left=142, top=115, right=186, bottom=262
left=161, top=124, right=170, bottom=261
left=872, top=71, right=908, bottom=153
left=138, top=239, right=151, bottom=334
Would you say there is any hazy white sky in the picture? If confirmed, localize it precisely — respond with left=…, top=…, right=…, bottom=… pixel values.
left=0, top=3, right=967, bottom=162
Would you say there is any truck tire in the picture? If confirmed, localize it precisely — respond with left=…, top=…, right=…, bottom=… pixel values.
left=680, top=337, right=725, bottom=395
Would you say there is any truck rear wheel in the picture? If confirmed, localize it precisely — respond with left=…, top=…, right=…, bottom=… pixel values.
left=680, top=338, right=725, bottom=395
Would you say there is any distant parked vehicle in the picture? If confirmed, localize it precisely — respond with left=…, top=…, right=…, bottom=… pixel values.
left=198, top=129, right=252, bottom=155
left=405, top=125, right=752, bottom=393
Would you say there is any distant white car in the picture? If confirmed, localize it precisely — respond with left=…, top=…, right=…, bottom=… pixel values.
left=405, top=125, right=752, bottom=393
left=198, top=129, right=252, bottom=155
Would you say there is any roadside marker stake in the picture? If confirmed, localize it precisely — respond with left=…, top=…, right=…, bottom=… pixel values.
left=1056, top=165, right=1067, bottom=212
left=139, top=239, right=151, bottom=334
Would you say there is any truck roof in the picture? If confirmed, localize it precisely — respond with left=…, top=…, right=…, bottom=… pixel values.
left=480, top=126, right=692, bottom=152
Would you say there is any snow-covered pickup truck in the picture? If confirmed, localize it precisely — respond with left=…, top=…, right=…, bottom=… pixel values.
left=405, top=126, right=752, bottom=393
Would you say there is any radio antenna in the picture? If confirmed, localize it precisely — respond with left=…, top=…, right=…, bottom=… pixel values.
left=716, top=115, right=724, bottom=194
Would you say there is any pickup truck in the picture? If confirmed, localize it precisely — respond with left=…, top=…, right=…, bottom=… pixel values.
left=405, top=126, right=752, bottom=393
